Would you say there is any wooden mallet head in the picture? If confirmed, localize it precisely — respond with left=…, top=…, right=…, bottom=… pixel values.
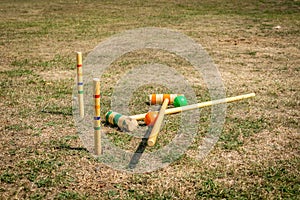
left=105, top=111, right=138, bottom=132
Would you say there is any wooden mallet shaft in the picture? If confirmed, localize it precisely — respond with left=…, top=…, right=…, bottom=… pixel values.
left=131, top=93, right=256, bottom=120
left=147, top=98, right=169, bottom=147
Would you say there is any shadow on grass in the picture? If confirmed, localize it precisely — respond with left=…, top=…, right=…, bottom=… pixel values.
left=56, top=146, right=89, bottom=152
left=41, top=104, right=72, bottom=116
left=41, top=109, right=72, bottom=116
left=128, top=126, right=153, bottom=169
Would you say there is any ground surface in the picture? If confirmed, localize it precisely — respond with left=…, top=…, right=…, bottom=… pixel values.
left=0, top=0, right=299, bottom=199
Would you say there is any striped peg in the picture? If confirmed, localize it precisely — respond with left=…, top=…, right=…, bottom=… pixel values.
left=105, top=111, right=138, bottom=132
left=76, top=52, right=84, bottom=118
left=149, top=94, right=184, bottom=105
left=93, top=78, right=101, bottom=155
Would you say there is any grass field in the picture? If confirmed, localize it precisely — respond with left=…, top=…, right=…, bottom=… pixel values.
left=0, top=0, right=299, bottom=199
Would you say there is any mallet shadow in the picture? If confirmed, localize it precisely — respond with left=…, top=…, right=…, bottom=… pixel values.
left=128, top=126, right=153, bottom=169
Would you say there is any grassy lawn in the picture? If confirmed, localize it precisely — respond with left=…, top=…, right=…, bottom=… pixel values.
left=0, top=0, right=299, bottom=199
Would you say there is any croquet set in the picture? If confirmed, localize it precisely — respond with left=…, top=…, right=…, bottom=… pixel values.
left=76, top=52, right=255, bottom=156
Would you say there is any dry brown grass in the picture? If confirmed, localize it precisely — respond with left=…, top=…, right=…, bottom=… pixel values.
left=0, top=0, right=299, bottom=199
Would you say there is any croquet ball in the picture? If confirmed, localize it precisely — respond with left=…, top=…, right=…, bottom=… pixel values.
left=144, top=111, right=158, bottom=126
left=173, top=95, right=188, bottom=107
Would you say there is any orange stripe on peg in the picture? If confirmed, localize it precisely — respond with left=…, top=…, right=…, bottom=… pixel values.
left=95, top=105, right=100, bottom=109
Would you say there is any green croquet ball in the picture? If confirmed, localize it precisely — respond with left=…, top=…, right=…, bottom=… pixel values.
left=173, top=95, right=188, bottom=107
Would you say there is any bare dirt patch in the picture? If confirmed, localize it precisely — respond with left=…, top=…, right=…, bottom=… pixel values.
left=39, top=70, right=75, bottom=81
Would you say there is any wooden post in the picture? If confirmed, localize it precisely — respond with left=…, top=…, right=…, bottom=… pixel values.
left=76, top=52, right=84, bottom=118
left=93, top=78, right=101, bottom=155
left=147, top=98, right=169, bottom=146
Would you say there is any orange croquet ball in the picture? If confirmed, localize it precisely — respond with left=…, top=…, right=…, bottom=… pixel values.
left=144, top=111, right=158, bottom=126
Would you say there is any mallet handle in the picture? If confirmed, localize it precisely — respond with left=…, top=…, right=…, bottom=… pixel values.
left=131, top=93, right=255, bottom=120
left=147, top=98, right=169, bottom=146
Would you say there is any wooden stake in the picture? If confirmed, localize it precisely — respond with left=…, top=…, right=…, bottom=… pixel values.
left=93, top=78, right=101, bottom=155
left=147, top=98, right=169, bottom=147
left=76, top=52, right=84, bottom=118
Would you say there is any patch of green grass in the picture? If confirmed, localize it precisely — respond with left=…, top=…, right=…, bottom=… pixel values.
left=42, top=105, right=72, bottom=116
left=105, top=189, right=120, bottom=199
left=161, top=150, right=184, bottom=164
left=0, top=78, right=12, bottom=90
left=4, top=123, right=33, bottom=131
left=14, top=158, right=68, bottom=188
left=29, top=193, right=46, bottom=200
left=55, top=191, right=87, bottom=200
left=51, top=86, right=72, bottom=99
left=35, top=177, right=55, bottom=188
left=25, top=158, right=60, bottom=171
left=34, top=170, right=69, bottom=188
left=48, top=135, right=87, bottom=154
left=1, top=68, right=33, bottom=77
left=11, top=59, right=31, bottom=67
left=246, top=51, right=257, bottom=56
left=196, top=182, right=249, bottom=199
left=96, top=153, right=119, bottom=164
left=63, top=134, right=79, bottom=141
left=219, top=117, right=267, bottom=150
left=261, top=160, right=300, bottom=198
left=49, top=138, right=71, bottom=149
left=10, top=54, right=74, bottom=71
left=34, top=54, right=74, bottom=71
left=8, top=148, right=17, bottom=156
left=106, top=131, right=134, bottom=149
left=103, top=187, right=178, bottom=200
left=49, top=134, right=77, bottom=149
left=241, top=159, right=300, bottom=199
left=0, top=171, right=17, bottom=184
